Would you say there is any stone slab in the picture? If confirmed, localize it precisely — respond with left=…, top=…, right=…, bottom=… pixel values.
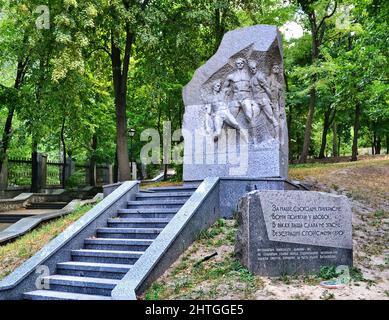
left=235, top=190, right=353, bottom=276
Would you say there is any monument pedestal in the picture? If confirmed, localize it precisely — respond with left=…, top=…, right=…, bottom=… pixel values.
left=183, top=139, right=288, bottom=182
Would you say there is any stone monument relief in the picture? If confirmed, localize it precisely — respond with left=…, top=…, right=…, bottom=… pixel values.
left=183, top=25, right=288, bottom=181
left=235, top=191, right=353, bottom=276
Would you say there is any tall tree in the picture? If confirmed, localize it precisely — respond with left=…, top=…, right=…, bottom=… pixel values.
left=297, top=0, right=337, bottom=163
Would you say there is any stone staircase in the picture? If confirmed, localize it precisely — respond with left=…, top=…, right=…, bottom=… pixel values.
left=23, top=185, right=196, bottom=300
left=25, top=201, right=68, bottom=210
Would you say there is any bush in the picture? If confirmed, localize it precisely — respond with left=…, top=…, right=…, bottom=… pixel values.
left=318, top=266, right=337, bottom=280
left=170, top=163, right=183, bottom=182
left=65, top=171, right=86, bottom=189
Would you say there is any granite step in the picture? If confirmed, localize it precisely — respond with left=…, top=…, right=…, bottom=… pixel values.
left=23, top=290, right=111, bottom=300
left=135, top=191, right=193, bottom=199
left=127, top=199, right=186, bottom=208
left=25, top=202, right=68, bottom=210
left=0, top=214, right=34, bottom=223
left=117, top=207, right=178, bottom=218
left=107, top=218, right=171, bottom=228
left=96, top=227, right=162, bottom=239
left=84, top=238, right=153, bottom=251
left=56, top=261, right=132, bottom=279
left=40, top=275, right=119, bottom=296
left=71, top=249, right=144, bottom=264
left=146, top=186, right=197, bottom=193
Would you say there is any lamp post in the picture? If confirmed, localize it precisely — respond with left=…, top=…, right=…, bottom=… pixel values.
left=128, top=128, right=136, bottom=178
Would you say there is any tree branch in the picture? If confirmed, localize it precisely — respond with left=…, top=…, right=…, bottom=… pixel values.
left=317, top=1, right=338, bottom=32
left=329, top=105, right=336, bottom=126
left=87, top=46, right=112, bottom=58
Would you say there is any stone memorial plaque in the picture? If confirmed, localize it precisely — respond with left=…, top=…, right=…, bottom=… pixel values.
left=235, top=190, right=353, bottom=276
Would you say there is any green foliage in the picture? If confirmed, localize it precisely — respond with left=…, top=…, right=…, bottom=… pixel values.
left=145, top=282, right=167, bottom=300
left=169, top=163, right=183, bottom=182
left=318, top=265, right=338, bottom=280
left=0, top=0, right=388, bottom=173
left=197, top=219, right=227, bottom=240
left=318, top=265, right=365, bottom=282
left=65, top=170, right=86, bottom=189
left=349, top=267, right=364, bottom=282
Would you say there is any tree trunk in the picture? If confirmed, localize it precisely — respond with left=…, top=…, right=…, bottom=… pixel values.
left=107, top=0, right=150, bottom=181
left=318, top=107, right=333, bottom=159
left=113, top=149, right=118, bottom=183
left=163, top=164, right=168, bottom=181
left=375, top=135, right=381, bottom=154
left=299, top=12, right=319, bottom=163
left=332, top=122, right=337, bottom=157
left=338, top=134, right=341, bottom=157
left=89, top=133, right=97, bottom=187
left=60, top=117, right=67, bottom=188
left=111, top=27, right=132, bottom=181
left=351, top=102, right=361, bottom=161
left=299, top=85, right=316, bottom=163
left=372, top=127, right=376, bottom=155
left=0, top=107, right=16, bottom=175
left=214, top=8, right=226, bottom=53
left=386, top=133, right=389, bottom=154
left=31, top=141, right=39, bottom=193
left=0, top=58, right=27, bottom=174
left=297, top=2, right=337, bottom=163
left=284, top=71, right=292, bottom=161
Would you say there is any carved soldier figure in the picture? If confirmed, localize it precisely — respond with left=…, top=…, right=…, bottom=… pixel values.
left=248, top=61, right=279, bottom=139
left=205, top=80, right=242, bottom=142
left=224, top=58, right=254, bottom=123
left=268, top=64, right=284, bottom=139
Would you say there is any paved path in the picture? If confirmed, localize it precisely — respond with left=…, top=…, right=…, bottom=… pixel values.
left=0, top=208, right=57, bottom=216
left=0, top=223, right=11, bottom=231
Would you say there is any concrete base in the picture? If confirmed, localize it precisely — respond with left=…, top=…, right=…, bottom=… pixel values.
left=183, top=139, right=288, bottom=182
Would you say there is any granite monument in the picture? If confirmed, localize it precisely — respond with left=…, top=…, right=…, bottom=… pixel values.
left=182, top=25, right=288, bottom=182
left=235, top=190, right=353, bottom=276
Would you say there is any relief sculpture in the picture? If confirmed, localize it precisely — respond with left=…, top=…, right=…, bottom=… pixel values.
left=183, top=25, right=289, bottom=180
left=203, top=55, right=285, bottom=146
left=205, top=80, right=242, bottom=142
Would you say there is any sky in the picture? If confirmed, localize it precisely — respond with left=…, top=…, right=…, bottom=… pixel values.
left=280, top=21, right=304, bottom=41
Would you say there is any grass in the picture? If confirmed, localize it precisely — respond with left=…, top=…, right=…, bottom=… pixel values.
left=0, top=204, right=94, bottom=280
left=290, top=156, right=389, bottom=212
left=140, top=181, right=184, bottom=189
left=143, top=219, right=264, bottom=300
left=289, top=155, right=389, bottom=180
